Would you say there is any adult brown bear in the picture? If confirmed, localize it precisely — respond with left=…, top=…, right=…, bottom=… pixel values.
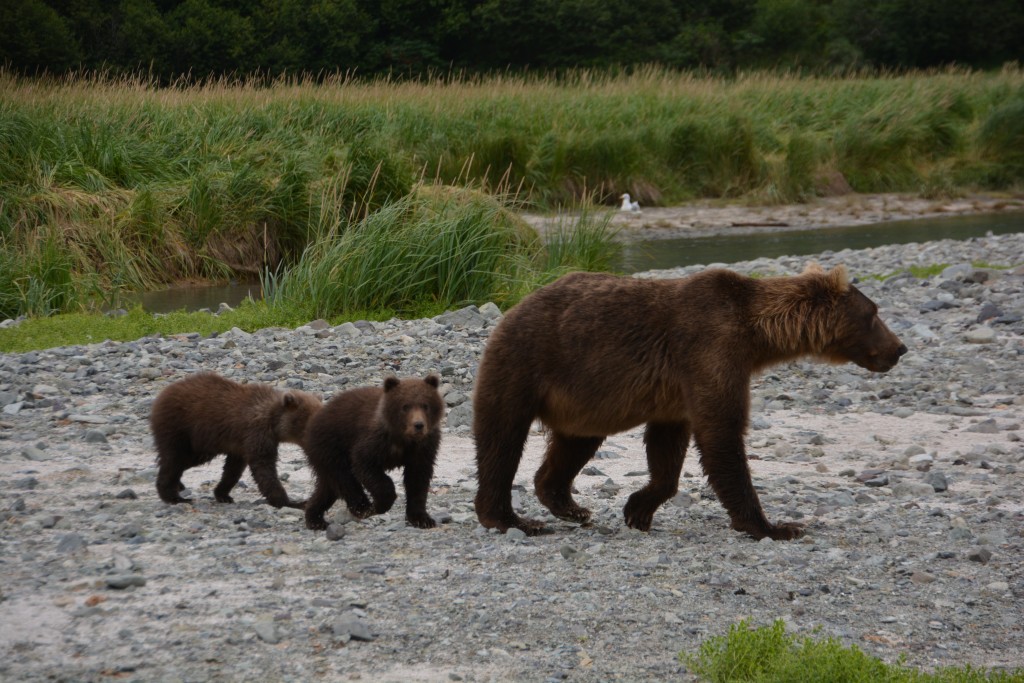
left=150, top=373, right=321, bottom=509
left=473, top=265, right=907, bottom=539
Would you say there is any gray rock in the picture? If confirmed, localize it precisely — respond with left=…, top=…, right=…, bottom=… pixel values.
left=924, top=471, right=949, bottom=492
left=106, top=574, right=146, bottom=589
left=331, top=613, right=375, bottom=642
left=968, top=547, right=993, bottom=564
left=964, top=327, right=997, bottom=344
left=325, top=523, right=346, bottom=541
left=966, top=419, right=1000, bottom=434
left=57, top=533, right=87, bottom=553
left=84, top=429, right=109, bottom=444
left=940, top=263, right=974, bottom=280
left=253, top=620, right=281, bottom=644
left=447, top=403, right=473, bottom=430
left=891, top=481, right=935, bottom=498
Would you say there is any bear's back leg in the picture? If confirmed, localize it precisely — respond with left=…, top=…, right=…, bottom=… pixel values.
left=213, top=453, right=247, bottom=503
left=154, top=430, right=197, bottom=504
left=534, top=432, right=604, bottom=523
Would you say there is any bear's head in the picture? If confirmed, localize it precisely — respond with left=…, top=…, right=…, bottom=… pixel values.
left=802, top=264, right=907, bottom=372
left=825, top=281, right=908, bottom=372
left=381, top=375, right=444, bottom=441
left=756, top=264, right=907, bottom=373
left=274, top=390, right=323, bottom=447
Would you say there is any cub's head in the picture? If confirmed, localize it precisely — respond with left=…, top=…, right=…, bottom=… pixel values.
left=275, top=390, right=323, bottom=446
left=381, top=374, right=444, bottom=441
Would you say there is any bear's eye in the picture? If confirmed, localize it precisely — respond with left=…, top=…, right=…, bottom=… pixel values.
left=402, top=404, right=411, bottom=412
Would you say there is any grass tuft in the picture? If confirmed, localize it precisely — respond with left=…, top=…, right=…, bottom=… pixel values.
left=683, top=620, right=1024, bottom=683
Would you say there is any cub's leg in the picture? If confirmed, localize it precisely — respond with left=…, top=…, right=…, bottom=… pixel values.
left=403, top=458, right=436, bottom=529
left=214, top=454, right=246, bottom=503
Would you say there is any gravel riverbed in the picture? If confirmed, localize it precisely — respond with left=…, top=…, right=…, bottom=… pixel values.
left=2, top=232, right=1023, bottom=682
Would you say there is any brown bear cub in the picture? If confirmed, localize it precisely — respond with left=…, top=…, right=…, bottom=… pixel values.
left=473, top=264, right=907, bottom=540
left=304, top=375, right=444, bottom=531
left=150, top=372, right=322, bottom=509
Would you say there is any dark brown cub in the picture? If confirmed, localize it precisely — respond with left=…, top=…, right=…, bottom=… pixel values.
left=304, top=375, right=444, bottom=531
left=150, top=372, right=321, bottom=509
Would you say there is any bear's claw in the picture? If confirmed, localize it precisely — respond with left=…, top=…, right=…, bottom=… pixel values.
left=407, top=514, right=437, bottom=529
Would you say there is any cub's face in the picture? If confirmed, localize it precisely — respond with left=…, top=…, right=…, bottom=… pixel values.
left=826, top=286, right=907, bottom=373
left=277, top=391, right=323, bottom=445
left=382, top=375, right=444, bottom=441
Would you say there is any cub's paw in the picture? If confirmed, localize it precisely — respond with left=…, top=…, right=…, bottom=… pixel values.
left=165, top=495, right=194, bottom=505
left=554, top=503, right=592, bottom=523
left=305, top=516, right=328, bottom=531
left=349, top=502, right=374, bottom=519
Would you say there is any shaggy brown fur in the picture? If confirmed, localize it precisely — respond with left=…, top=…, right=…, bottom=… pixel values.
left=473, top=265, right=907, bottom=539
left=150, top=373, right=321, bottom=508
left=304, top=375, right=444, bottom=531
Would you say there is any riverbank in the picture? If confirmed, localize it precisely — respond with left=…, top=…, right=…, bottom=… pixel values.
left=525, top=193, right=1024, bottom=241
left=1, top=231, right=1022, bottom=681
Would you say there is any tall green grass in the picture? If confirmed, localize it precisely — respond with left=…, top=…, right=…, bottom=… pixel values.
left=266, top=184, right=618, bottom=319
left=2, top=66, right=1023, bottom=318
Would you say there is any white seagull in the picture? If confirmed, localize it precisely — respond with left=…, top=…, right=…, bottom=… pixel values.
left=619, top=193, right=641, bottom=212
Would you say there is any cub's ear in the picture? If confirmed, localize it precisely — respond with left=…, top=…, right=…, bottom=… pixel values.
left=424, top=374, right=440, bottom=388
left=282, top=393, right=297, bottom=408
left=383, top=376, right=400, bottom=392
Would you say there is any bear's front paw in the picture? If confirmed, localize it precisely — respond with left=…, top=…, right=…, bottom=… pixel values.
left=407, top=513, right=437, bottom=529
left=305, top=517, right=328, bottom=531
left=164, top=494, right=194, bottom=505
left=623, top=495, right=659, bottom=532
left=214, top=492, right=235, bottom=503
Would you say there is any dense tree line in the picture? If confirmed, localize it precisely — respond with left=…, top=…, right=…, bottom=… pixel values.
left=2, top=0, right=1023, bottom=79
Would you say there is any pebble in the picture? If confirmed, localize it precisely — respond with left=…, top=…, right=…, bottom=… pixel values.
left=1, top=229, right=1023, bottom=681
left=105, top=574, right=147, bottom=589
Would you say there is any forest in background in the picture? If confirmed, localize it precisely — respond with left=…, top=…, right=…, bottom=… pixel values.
left=3, top=0, right=1024, bottom=79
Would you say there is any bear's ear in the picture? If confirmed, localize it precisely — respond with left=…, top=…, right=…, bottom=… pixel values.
left=824, top=264, right=850, bottom=293
left=424, top=374, right=440, bottom=388
left=802, top=262, right=825, bottom=275
left=282, top=393, right=296, bottom=408
left=383, top=376, right=400, bottom=392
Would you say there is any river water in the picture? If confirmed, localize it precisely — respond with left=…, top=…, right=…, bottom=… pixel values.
left=137, top=212, right=1023, bottom=313
left=617, top=212, right=1024, bottom=273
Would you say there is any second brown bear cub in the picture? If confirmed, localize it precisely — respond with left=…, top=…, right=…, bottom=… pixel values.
left=150, top=372, right=322, bottom=508
left=304, top=375, right=444, bottom=530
